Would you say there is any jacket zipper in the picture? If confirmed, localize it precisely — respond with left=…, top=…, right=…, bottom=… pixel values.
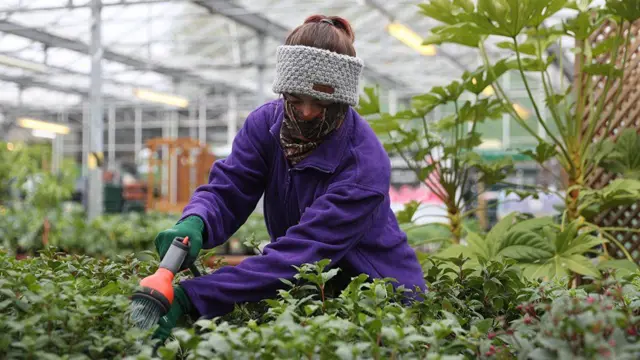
left=280, top=168, right=294, bottom=227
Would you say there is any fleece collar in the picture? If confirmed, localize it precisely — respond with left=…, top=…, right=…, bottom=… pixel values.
left=269, top=98, right=352, bottom=174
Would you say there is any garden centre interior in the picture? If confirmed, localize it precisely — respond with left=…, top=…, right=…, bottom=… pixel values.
left=2, top=0, right=640, bottom=358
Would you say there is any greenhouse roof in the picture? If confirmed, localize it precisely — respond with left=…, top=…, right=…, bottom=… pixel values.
left=0, top=0, right=588, bottom=114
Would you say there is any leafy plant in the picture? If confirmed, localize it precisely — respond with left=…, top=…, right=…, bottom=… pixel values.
left=0, top=247, right=158, bottom=359
left=359, top=75, right=513, bottom=244
left=434, top=212, right=636, bottom=281
left=596, top=129, right=640, bottom=180
left=2, top=246, right=639, bottom=359
left=503, top=274, right=640, bottom=359
left=418, top=0, right=640, bottom=223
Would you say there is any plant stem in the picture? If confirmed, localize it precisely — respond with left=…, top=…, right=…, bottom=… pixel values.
left=536, top=28, right=569, bottom=144
left=583, top=222, right=635, bottom=261
left=581, top=21, right=625, bottom=157
left=389, top=134, right=448, bottom=201
left=479, top=42, right=549, bottom=146
left=446, top=199, right=462, bottom=244
left=585, top=19, right=632, bottom=178
left=513, top=36, right=573, bottom=169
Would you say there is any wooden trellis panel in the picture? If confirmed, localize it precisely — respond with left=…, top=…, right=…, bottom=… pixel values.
left=579, top=19, right=640, bottom=263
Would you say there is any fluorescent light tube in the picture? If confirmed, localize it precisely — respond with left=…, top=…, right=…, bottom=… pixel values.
left=18, top=118, right=70, bottom=135
left=0, top=55, right=49, bottom=73
left=513, top=103, right=530, bottom=119
left=32, top=129, right=57, bottom=139
left=134, top=89, right=189, bottom=108
left=386, top=22, right=436, bottom=56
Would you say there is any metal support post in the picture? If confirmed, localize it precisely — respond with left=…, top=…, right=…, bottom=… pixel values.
left=82, top=103, right=89, bottom=177
left=134, top=106, right=142, bottom=162
left=52, top=111, right=66, bottom=173
left=198, top=92, right=206, bottom=145
left=87, top=0, right=104, bottom=220
left=189, top=102, right=197, bottom=140
left=256, top=32, right=266, bottom=106
left=108, top=105, right=115, bottom=171
left=227, top=91, right=237, bottom=147
left=161, top=111, right=169, bottom=199
left=170, top=110, right=178, bottom=204
left=388, top=89, right=398, bottom=115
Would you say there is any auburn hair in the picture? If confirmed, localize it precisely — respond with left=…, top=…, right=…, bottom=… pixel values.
left=285, top=15, right=356, bottom=56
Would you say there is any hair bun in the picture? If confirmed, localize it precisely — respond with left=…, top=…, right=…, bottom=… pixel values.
left=303, top=15, right=355, bottom=44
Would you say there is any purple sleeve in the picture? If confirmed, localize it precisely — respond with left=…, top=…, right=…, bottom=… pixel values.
left=179, top=184, right=385, bottom=319
left=180, top=108, right=271, bottom=249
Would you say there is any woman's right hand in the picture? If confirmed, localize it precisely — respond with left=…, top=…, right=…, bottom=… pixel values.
left=154, top=216, right=205, bottom=271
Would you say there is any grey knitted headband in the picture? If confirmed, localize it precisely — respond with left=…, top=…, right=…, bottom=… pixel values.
left=272, top=45, right=364, bottom=106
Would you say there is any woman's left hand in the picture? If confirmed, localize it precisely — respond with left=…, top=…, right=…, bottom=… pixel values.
left=152, top=286, right=193, bottom=342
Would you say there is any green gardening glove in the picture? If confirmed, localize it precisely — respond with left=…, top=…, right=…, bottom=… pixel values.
left=154, top=216, right=204, bottom=271
left=152, top=285, right=194, bottom=342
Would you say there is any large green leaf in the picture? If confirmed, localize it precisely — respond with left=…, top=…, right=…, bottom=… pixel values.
left=423, top=23, right=485, bottom=48
left=563, top=10, right=607, bottom=41
left=466, top=231, right=490, bottom=260
left=565, top=234, right=604, bottom=256
left=418, top=0, right=473, bottom=25
left=497, top=231, right=554, bottom=261
left=600, top=129, right=640, bottom=179
left=368, top=113, right=402, bottom=135
left=462, top=60, right=510, bottom=95
left=470, top=0, right=568, bottom=37
left=580, top=178, right=640, bottom=210
left=563, top=254, right=600, bottom=278
left=606, top=0, right=640, bottom=23
left=485, top=212, right=517, bottom=256
left=357, top=87, right=380, bottom=116
left=396, top=201, right=421, bottom=224
left=519, top=142, right=558, bottom=164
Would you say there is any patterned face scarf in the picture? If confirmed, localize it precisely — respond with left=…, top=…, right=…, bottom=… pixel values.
left=280, top=98, right=348, bottom=165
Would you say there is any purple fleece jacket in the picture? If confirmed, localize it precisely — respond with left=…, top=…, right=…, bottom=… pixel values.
left=178, top=98, right=426, bottom=319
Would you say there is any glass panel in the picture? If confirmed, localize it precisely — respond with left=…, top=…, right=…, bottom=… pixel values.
left=509, top=97, right=539, bottom=146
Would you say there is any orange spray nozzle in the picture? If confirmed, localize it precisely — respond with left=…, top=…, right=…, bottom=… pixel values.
left=139, top=268, right=176, bottom=304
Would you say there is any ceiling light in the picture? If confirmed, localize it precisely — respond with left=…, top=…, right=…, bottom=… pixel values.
left=386, top=22, right=437, bottom=56
left=482, top=86, right=495, bottom=96
left=478, top=139, right=503, bottom=149
left=134, top=89, right=189, bottom=108
left=513, top=103, right=530, bottom=119
left=32, top=129, right=57, bottom=139
left=0, top=54, right=49, bottom=73
left=18, top=118, right=70, bottom=135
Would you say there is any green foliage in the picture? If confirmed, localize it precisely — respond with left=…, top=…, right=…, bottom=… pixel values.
left=418, top=0, right=640, bottom=227
left=605, top=0, right=640, bottom=23
left=0, top=248, right=157, bottom=359
left=505, top=274, right=640, bottom=359
left=1, top=248, right=639, bottom=359
left=435, top=213, right=619, bottom=280
left=578, top=179, right=640, bottom=218
left=597, top=129, right=640, bottom=180
left=358, top=69, right=513, bottom=244
left=0, top=142, right=76, bottom=210
left=420, top=0, right=567, bottom=42
left=0, top=205, right=178, bottom=259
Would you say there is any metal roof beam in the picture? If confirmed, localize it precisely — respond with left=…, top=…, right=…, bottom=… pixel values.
left=0, top=19, right=253, bottom=94
left=0, top=0, right=182, bottom=14
left=0, top=73, right=89, bottom=97
left=192, top=0, right=405, bottom=88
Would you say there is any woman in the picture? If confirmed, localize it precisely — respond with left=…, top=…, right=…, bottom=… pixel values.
left=153, top=15, right=426, bottom=340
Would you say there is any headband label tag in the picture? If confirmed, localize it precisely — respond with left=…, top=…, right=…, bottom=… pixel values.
left=312, top=83, right=335, bottom=94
